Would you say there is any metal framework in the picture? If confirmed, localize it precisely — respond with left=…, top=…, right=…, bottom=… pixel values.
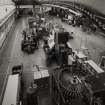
left=12, top=0, right=41, bottom=5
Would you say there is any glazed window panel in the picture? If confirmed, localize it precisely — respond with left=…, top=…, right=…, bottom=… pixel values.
left=5, top=19, right=9, bottom=32
left=0, top=24, right=6, bottom=35
left=0, top=26, right=2, bottom=37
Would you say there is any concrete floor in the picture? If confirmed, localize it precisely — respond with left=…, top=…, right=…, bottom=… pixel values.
left=0, top=16, right=105, bottom=104
left=53, top=18, right=105, bottom=64
left=0, top=18, right=24, bottom=99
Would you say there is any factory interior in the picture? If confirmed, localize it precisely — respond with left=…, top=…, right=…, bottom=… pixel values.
left=0, top=0, right=105, bottom=105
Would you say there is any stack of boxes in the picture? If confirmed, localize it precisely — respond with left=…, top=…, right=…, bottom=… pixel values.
left=33, top=66, right=50, bottom=90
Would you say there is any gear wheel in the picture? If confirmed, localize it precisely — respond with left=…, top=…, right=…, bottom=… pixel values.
left=58, top=66, right=88, bottom=101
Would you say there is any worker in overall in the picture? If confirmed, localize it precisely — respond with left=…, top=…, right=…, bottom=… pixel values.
left=26, top=83, right=38, bottom=105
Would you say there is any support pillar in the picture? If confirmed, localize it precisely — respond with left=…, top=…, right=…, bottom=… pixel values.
left=33, top=5, right=36, bottom=17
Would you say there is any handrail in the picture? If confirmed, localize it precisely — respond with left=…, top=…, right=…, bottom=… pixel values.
left=0, top=9, right=15, bottom=27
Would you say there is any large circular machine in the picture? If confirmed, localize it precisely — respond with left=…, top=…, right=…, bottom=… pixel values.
left=52, top=65, right=92, bottom=105
left=59, top=72, right=84, bottom=98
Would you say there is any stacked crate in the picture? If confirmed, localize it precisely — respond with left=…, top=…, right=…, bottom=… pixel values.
left=33, top=66, right=50, bottom=90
